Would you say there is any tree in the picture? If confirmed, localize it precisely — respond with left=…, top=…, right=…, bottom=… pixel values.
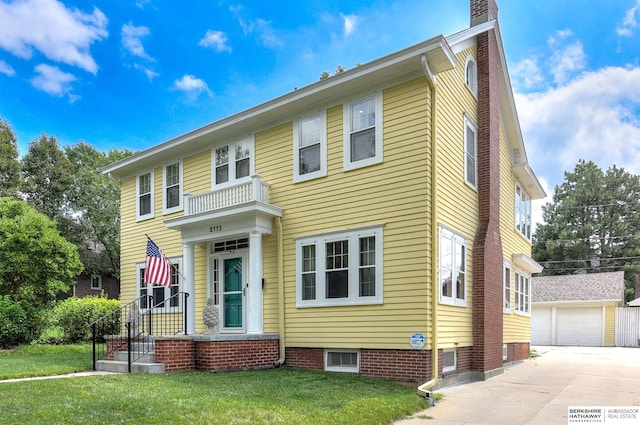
left=64, top=143, right=133, bottom=277
left=533, top=160, right=640, bottom=301
left=21, top=134, right=73, bottom=223
left=0, top=197, right=83, bottom=309
left=0, top=118, right=21, bottom=198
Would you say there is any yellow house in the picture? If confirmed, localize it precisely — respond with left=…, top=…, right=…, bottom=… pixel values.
left=102, top=0, right=544, bottom=390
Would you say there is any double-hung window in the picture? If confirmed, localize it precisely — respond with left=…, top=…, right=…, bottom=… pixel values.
left=514, top=271, right=530, bottom=315
left=163, top=161, right=182, bottom=214
left=503, top=262, right=512, bottom=312
left=213, top=138, right=253, bottom=186
left=439, top=226, right=467, bottom=307
left=464, top=115, right=478, bottom=189
left=294, top=112, right=327, bottom=182
left=343, top=93, right=383, bottom=170
left=515, top=183, right=532, bottom=240
left=137, top=258, right=183, bottom=312
left=296, top=226, right=383, bottom=307
left=137, top=170, right=154, bottom=221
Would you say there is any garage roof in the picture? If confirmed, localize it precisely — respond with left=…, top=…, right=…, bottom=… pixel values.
left=532, top=271, right=625, bottom=303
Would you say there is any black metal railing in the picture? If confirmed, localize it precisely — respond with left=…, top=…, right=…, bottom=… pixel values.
left=91, top=292, right=189, bottom=372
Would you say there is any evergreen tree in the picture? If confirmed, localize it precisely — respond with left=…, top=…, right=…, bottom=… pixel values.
left=533, top=160, right=640, bottom=301
left=0, top=119, right=21, bottom=198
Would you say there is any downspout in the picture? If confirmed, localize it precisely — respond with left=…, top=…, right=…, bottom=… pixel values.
left=274, top=217, right=286, bottom=366
left=417, top=54, right=439, bottom=398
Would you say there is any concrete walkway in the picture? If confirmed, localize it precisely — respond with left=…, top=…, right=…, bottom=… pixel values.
left=397, top=346, right=640, bottom=425
left=0, top=371, right=117, bottom=384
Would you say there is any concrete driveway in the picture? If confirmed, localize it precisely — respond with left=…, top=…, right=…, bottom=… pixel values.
left=397, top=346, right=640, bottom=425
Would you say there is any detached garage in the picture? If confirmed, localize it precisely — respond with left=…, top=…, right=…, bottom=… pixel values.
left=531, top=272, right=624, bottom=347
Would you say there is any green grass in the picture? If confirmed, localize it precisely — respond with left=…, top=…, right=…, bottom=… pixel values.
left=0, top=345, right=428, bottom=424
left=0, top=343, right=93, bottom=379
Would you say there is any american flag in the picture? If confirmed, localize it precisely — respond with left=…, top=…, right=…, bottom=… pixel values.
left=145, top=238, right=173, bottom=287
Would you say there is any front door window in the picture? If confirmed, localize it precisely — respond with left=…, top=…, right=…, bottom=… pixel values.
left=222, top=256, right=244, bottom=329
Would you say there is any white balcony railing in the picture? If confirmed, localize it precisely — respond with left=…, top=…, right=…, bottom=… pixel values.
left=184, top=175, right=271, bottom=215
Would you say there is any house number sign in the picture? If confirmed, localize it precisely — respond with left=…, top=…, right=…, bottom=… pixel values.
left=209, top=225, right=223, bottom=232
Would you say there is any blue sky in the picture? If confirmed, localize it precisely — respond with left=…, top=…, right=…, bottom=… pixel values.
left=1, top=0, right=640, bottom=223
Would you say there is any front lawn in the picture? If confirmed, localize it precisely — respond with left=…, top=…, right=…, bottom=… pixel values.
left=0, top=343, right=93, bottom=379
left=0, top=344, right=427, bottom=424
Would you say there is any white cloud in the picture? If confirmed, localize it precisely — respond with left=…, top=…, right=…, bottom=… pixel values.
left=0, top=60, right=15, bottom=76
left=0, top=0, right=107, bottom=74
left=341, top=13, right=359, bottom=37
left=121, top=23, right=154, bottom=61
left=617, top=0, right=640, bottom=37
left=199, top=30, right=232, bottom=53
left=547, top=31, right=586, bottom=85
left=515, top=66, right=640, bottom=188
left=134, top=64, right=159, bottom=81
left=511, top=58, right=544, bottom=90
left=231, top=7, right=283, bottom=48
left=171, top=74, right=212, bottom=96
left=30, top=63, right=77, bottom=98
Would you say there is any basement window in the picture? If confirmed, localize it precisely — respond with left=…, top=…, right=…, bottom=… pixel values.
left=442, top=348, right=457, bottom=373
left=324, top=349, right=360, bottom=373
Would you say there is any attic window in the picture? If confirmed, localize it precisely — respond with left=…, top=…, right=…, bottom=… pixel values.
left=465, top=55, right=477, bottom=97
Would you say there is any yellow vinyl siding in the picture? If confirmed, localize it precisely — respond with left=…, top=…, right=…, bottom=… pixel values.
left=430, top=48, right=480, bottom=348
left=604, top=304, right=615, bottom=346
left=256, top=78, right=433, bottom=349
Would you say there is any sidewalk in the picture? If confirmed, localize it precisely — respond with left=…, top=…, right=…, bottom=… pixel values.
left=0, top=370, right=117, bottom=384
left=396, top=346, right=640, bottom=425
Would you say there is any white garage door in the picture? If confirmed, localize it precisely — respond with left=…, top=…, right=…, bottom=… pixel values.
left=531, top=306, right=552, bottom=345
left=556, top=307, right=602, bottom=346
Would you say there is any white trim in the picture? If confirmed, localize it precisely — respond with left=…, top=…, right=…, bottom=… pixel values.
left=296, top=226, right=384, bottom=307
left=514, top=269, right=531, bottom=316
left=324, top=349, right=360, bottom=373
left=463, top=114, right=478, bottom=190
left=219, top=251, right=248, bottom=333
left=293, top=111, right=327, bottom=183
left=464, top=54, right=477, bottom=98
left=343, top=92, right=383, bottom=171
left=442, top=348, right=457, bottom=373
left=502, top=344, right=508, bottom=360
left=503, top=261, right=512, bottom=313
left=439, top=226, right=468, bottom=307
left=162, top=159, right=183, bottom=215
left=211, top=137, right=255, bottom=189
left=136, top=170, right=154, bottom=221
left=515, top=183, right=532, bottom=241
left=136, top=257, right=184, bottom=313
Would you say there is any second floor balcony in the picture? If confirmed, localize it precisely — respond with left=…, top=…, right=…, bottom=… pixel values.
left=164, top=175, right=283, bottom=240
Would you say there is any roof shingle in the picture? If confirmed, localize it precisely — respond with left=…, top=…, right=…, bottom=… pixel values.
left=532, top=271, right=624, bottom=303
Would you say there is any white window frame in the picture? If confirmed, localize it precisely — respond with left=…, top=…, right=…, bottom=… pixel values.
left=295, top=226, right=383, bottom=307
left=465, top=55, right=477, bottom=97
left=137, top=257, right=183, bottom=313
left=136, top=170, right=154, bottom=221
left=514, top=270, right=531, bottom=316
left=343, top=92, right=383, bottom=171
left=90, top=274, right=102, bottom=290
left=439, top=226, right=468, bottom=307
left=515, top=183, right=532, bottom=240
left=503, top=261, right=512, bottom=313
left=293, top=111, right=327, bottom=183
left=464, top=115, right=478, bottom=190
left=163, top=160, right=183, bottom=215
left=324, top=349, right=360, bottom=373
left=211, top=137, right=254, bottom=188
left=442, top=348, right=457, bottom=373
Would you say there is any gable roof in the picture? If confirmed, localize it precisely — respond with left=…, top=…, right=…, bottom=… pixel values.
left=532, top=271, right=625, bottom=303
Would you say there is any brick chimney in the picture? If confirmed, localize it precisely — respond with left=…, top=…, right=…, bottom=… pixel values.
left=470, top=0, right=504, bottom=379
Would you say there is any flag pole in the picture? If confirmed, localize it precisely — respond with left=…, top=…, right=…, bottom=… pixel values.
left=145, top=234, right=186, bottom=281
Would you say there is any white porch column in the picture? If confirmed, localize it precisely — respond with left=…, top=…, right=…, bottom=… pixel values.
left=183, top=243, right=196, bottom=334
left=247, top=231, right=263, bottom=334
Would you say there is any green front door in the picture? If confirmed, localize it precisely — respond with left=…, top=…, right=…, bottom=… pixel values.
left=223, top=256, right=244, bottom=329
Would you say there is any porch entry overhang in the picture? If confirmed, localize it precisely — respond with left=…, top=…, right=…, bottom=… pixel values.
left=164, top=175, right=283, bottom=335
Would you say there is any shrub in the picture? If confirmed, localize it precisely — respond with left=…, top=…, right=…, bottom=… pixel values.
left=0, top=296, right=44, bottom=347
left=51, top=294, right=120, bottom=343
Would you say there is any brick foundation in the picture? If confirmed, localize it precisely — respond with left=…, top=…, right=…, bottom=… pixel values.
left=503, top=342, right=530, bottom=363
left=155, top=338, right=195, bottom=372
